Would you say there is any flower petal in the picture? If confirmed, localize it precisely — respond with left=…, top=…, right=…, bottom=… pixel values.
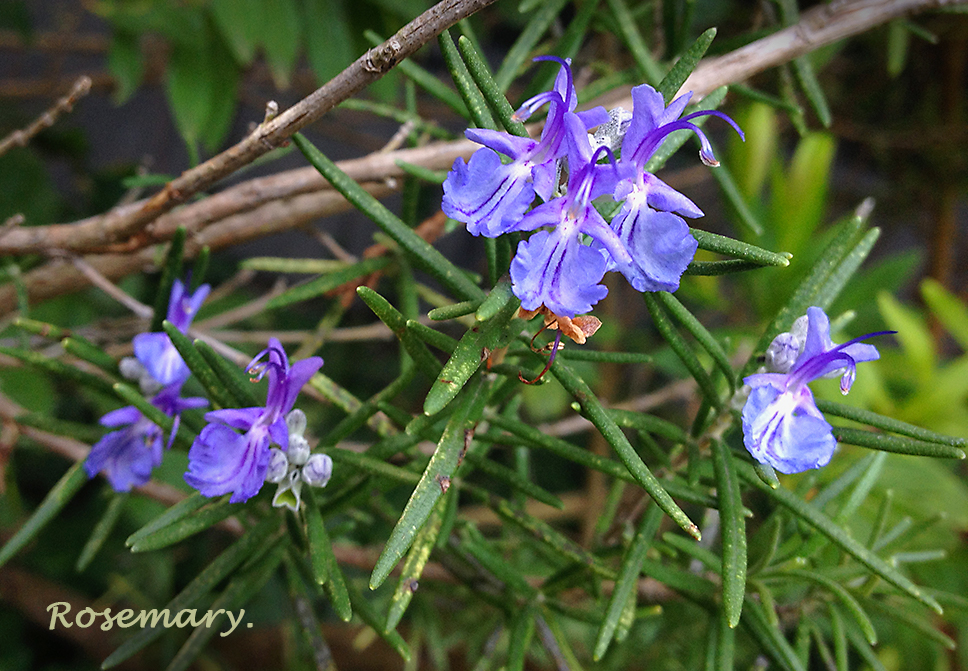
left=442, top=150, right=535, bottom=237
left=133, top=332, right=189, bottom=387
left=511, top=228, right=608, bottom=318
left=184, top=424, right=270, bottom=503
left=607, top=194, right=697, bottom=292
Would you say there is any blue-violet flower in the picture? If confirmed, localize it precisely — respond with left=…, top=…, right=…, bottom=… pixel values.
left=741, top=307, right=889, bottom=474
left=132, top=279, right=211, bottom=387
left=85, top=382, right=207, bottom=491
left=184, top=338, right=323, bottom=503
left=442, top=57, right=609, bottom=238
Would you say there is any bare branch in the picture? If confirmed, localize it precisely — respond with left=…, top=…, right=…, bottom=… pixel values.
left=0, top=76, right=91, bottom=157
left=0, top=0, right=497, bottom=254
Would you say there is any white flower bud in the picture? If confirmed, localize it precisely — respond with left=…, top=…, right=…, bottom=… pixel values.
left=119, top=357, right=147, bottom=381
left=287, top=435, right=310, bottom=466
left=272, top=470, right=303, bottom=512
left=765, top=332, right=800, bottom=373
left=286, top=409, right=307, bottom=437
left=302, top=454, right=333, bottom=488
left=265, top=448, right=289, bottom=483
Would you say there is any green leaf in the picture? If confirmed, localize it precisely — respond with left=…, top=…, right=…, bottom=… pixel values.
left=657, top=27, right=716, bottom=103
left=151, top=227, right=186, bottom=332
left=126, top=493, right=208, bottom=547
left=741, top=597, right=806, bottom=671
left=653, top=291, right=735, bottom=391
left=424, top=294, right=518, bottom=415
left=437, top=29, right=495, bottom=128
left=294, top=134, right=483, bottom=301
left=831, top=427, right=966, bottom=460
left=357, top=286, right=442, bottom=380
left=386, top=499, right=447, bottom=632
left=265, top=256, right=390, bottom=310
left=76, top=492, right=128, bottom=572
left=208, top=0, right=262, bottom=63
left=302, top=0, right=354, bottom=83
left=60, top=336, right=119, bottom=374
left=348, top=586, right=411, bottom=661
left=103, top=514, right=280, bottom=669
left=594, top=506, right=662, bottom=659
left=712, top=441, right=746, bottom=628
left=463, top=451, right=563, bottom=509
left=130, top=497, right=241, bottom=553
left=812, top=227, right=881, bottom=311
left=921, top=277, right=968, bottom=351
left=428, top=299, right=483, bottom=321
left=0, top=345, right=115, bottom=396
left=494, top=0, right=571, bottom=93
left=507, top=606, right=536, bottom=671
left=792, top=55, right=832, bottom=128
left=164, top=538, right=286, bottom=671
left=108, top=31, right=144, bottom=105
left=305, top=492, right=352, bottom=620
left=550, top=359, right=700, bottom=540
left=457, top=35, right=528, bottom=136
left=707, top=154, right=765, bottom=236
left=815, top=400, right=967, bottom=447
left=737, top=461, right=943, bottom=614
left=604, top=0, right=663, bottom=85
left=747, top=207, right=869, bottom=375
left=0, top=462, right=88, bottom=570
left=690, top=229, right=790, bottom=267
left=193, top=339, right=262, bottom=407
left=519, top=0, right=599, bottom=98
left=260, top=0, right=301, bottom=88
left=780, top=568, right=877, bottom=645
left=242, top=257, right=347, bottom=274
left=162, top=320, right=237, bottom=409
left=643, top=293, right=722, bottom=408
left=371, top=378, right=486, bottom=588
left=165, top=18, right=239, bottom=156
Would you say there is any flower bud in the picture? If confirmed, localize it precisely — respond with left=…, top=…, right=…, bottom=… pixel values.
left=287, top=435, right=310, bottom=466
left=272, top=470, right=303, bottom=512
left=286, top=409, right=307, bottom=437
left=302, top=454, right=333, bottom=488
left=265, top=448, right=289, bottom=483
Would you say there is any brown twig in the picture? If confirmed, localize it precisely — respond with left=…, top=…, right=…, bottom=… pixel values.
left=0, top=0, right=498, bottom=254
left=0, top=76, right=92, bottom=157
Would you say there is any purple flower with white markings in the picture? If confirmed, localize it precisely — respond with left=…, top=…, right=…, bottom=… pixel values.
left=510, top=114, right=624, bottom=317
left=601, top=84, right=744, bottom=293
left=184, top=339, right=322, bottom=503
left=85, top=383, right=207, bottom=492
left=442, top=57, right=608, bottom=237
left=742, top=307, right=890, bottom=474
left=132, top=279, right=210, bottom=387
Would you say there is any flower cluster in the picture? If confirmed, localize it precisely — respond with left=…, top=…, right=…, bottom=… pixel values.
left=442, top=57, right=743, bottom=319
left=85, top=280, right=210, bottom=491
left=265, top=409, right=333, bottom=512
left=184, top=338, right=324, bottom=504
left=741, top=307, right=891, bottom=474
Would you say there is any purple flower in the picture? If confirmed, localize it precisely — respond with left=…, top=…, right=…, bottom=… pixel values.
left=510, top=115, right=625, bottom=317
left=742, top=307, right=888, bottom=474
left=85, top=383, right=207, bottom=492
left=132, top=280, right=211, bottom=387
left=184, top=339, right=323, bottom=503
left=600, top=85, right=744, bottom=293
left=442, top=57, right=608, bottom=237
